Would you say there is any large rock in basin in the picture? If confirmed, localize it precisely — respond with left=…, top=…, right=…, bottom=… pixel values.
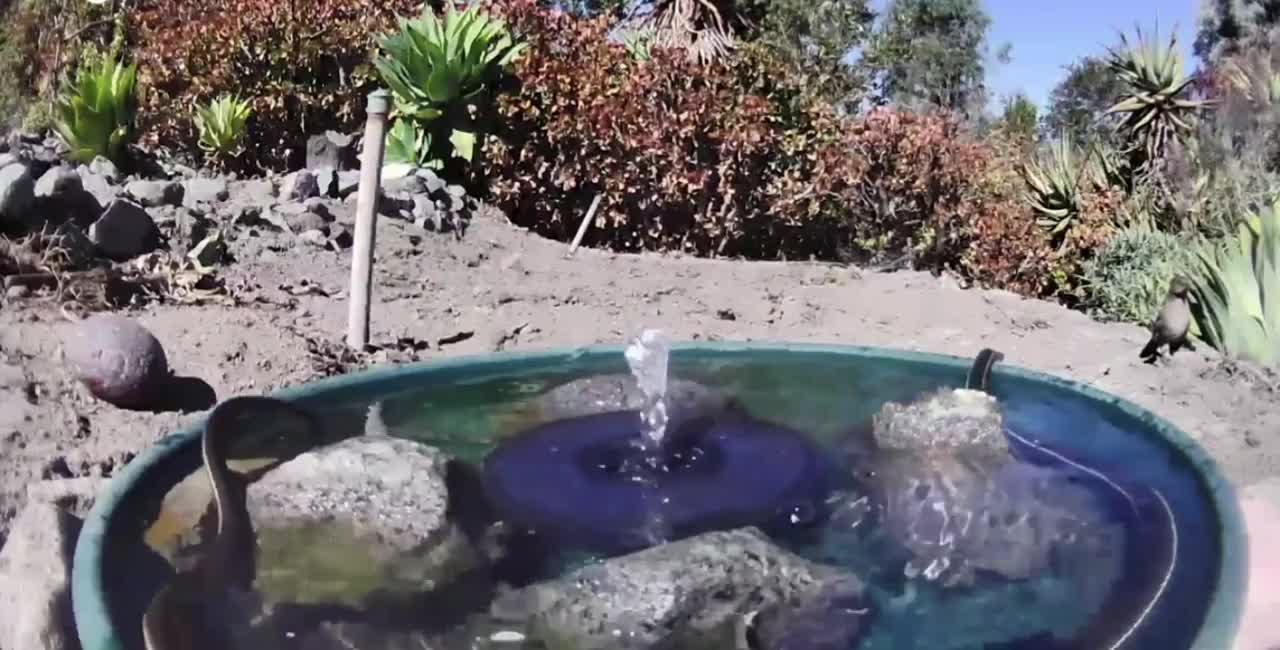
left=88, top=199, right=160, bottom=260
left=870, top=386, right=1009, bottom=457
left=246, top=436, right=481, bottom=608
left=489, top=528, right=870, bottom=650
left=62, top=313, right=170, bottom=409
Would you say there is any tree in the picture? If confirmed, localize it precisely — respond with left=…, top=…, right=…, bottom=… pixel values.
left=861, top=0, right=994, bottom=115
left=1195, top=0, right=1280, bottom=61
left=1040, top=56, right=1128, bottom=146
left=999, top=91, right=1038, bottom=142
left=739, top=0, right=876, bottom=111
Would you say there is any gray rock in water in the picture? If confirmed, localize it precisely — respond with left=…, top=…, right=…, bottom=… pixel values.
left=491, top=528, right=865, bottom=650
left=0, top=160, right=35, bottom=226
left=246, top=436, right=462, bottom=558
left=62, top=313, right=170, bottom=408
left=855, top=446, right=1124, bottom=588
left=533, top=373, right=732, bottom=422
left=87, top=155, right=120, bottom=183
left=125, top=179, right=184, bottom=207
left=306, top=130, right=357, bottom=171
left=335, top=170, right=360, bottom=198
left=182, top=176, right=229, bottom=206
left=872, top=387, right=1009, bottom=456
left=745, top=577, right=870, bottom=650
left=280, top=170, right=320, bottom=202
left=88, top=199, right=159, bottom=260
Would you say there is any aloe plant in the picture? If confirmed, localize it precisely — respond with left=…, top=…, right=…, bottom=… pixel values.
left=1186, top=199, right=1280, bottom=365
left=194, top=94, right=253, bottom=161
left=1020, top=136, right=1099, bottom=242
left=1103, top=25, right=1207, bottom=168
left=384, top=118, right=435, bottom=169
left=52, top=56, right=138, bottom=165
left=372, top=2, right=527, bottom=168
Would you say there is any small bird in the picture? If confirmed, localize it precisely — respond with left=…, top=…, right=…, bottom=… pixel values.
left=1140, top=275, right=1195, bottom=362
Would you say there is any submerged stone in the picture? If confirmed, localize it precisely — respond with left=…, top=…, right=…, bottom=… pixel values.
left=490, top=528, right=869, bottom=650
left=247, top=436, right=482, bottom=607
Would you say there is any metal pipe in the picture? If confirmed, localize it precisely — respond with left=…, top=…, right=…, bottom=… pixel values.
left=346, top=89, right=391, bottom=350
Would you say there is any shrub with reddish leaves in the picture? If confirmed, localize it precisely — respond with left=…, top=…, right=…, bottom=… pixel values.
left=127, top=0, right=423, bottom=172
left=481, top=0, right=842, bottom=258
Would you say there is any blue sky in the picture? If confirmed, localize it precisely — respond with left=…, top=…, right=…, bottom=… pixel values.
left=983, top=0, right=1200, bottom=110
left=866, top=0, right=1201, bottom=111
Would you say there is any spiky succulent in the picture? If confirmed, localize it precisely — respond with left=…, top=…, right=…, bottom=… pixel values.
left=194, top=94, right=253, bottom=160
left=373, top=2, right=526, bottom=166
left=52, top=56, right=138, bottom=165
left=1104, top=25, right=1207, bottom=167
left=1186, top=198, right=1280, bottom=365
left=1020, top=136, right=1096, bottom=241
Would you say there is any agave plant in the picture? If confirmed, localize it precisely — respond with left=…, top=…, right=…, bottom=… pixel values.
left=1020, top=136, right=1098, bottom=241
left=194, top=94, right=253, bottom=161
left=384, top=118, right=435, bottom=169
left=1103, top=25, right=1207, bottom=168
left=1186, top=199, right=1280, bottom=365
left=373, top=2, right=526, bottom=167
left=52, top=55, right=138, bottom=165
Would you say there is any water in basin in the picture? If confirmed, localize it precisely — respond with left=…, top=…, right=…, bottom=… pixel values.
left=119, top=343, right=1223, bottom=650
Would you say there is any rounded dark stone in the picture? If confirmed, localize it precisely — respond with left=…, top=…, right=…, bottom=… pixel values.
left=63, top=313, right=169, bottom=408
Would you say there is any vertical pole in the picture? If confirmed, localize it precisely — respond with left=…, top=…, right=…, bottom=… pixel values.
left=347, top=89, right=391, bottom=350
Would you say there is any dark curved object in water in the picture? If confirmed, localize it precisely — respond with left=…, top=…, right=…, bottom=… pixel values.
left=481, top=407, right=836, bottom=555
left=141, top=396, right=325, bottom=650
left=966, top=348, right=1004, bottom=394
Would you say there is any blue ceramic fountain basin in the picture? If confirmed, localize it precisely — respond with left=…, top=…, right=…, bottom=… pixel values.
left=69, top=342, right=1248, bottom=650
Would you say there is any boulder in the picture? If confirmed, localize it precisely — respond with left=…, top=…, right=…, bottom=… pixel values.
left=0, top=478, right=105, bottom=650
left=279, top=170, right=319, bottom=202
left=305, top=130, right=357, bottom=171
left=182, top=176, right=230, bottom=206
left=32, top=166, right=102, bottom=226
left=0, top=160, right=35, bottom=227
left=87, top=156, right=120, bottom=183
left=227, top=178, right=276, bottom=205
left=490, top=528, right=868, bottom=650
left=88, top=199, right=159, bottom=261
left=77, top=169, right=118, bottom=209
left=124, top=179, right=184, bottom=208
left=62, top=313, right=170, bottom=408
left=335, top=170, right=361, bottom=199
left=246, top=436, right=482, bottom=607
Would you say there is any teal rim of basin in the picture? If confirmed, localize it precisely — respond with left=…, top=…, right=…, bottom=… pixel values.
left=70, top=341, right=1249, bottom=650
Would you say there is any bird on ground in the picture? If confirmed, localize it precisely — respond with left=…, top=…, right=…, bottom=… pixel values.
left=1139, top=275, right=1195, bottom=362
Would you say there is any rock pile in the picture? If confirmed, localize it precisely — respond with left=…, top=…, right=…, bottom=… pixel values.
left=0, top=131, right=483, bottom=280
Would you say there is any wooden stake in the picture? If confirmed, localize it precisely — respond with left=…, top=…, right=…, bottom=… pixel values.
left=566, top=194, right=603, bottom=257
left=346, top=89, right=391, bottom=350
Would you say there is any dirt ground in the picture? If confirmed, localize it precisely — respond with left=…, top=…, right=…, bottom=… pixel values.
left=1, top=205, right=1278, bottom=544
